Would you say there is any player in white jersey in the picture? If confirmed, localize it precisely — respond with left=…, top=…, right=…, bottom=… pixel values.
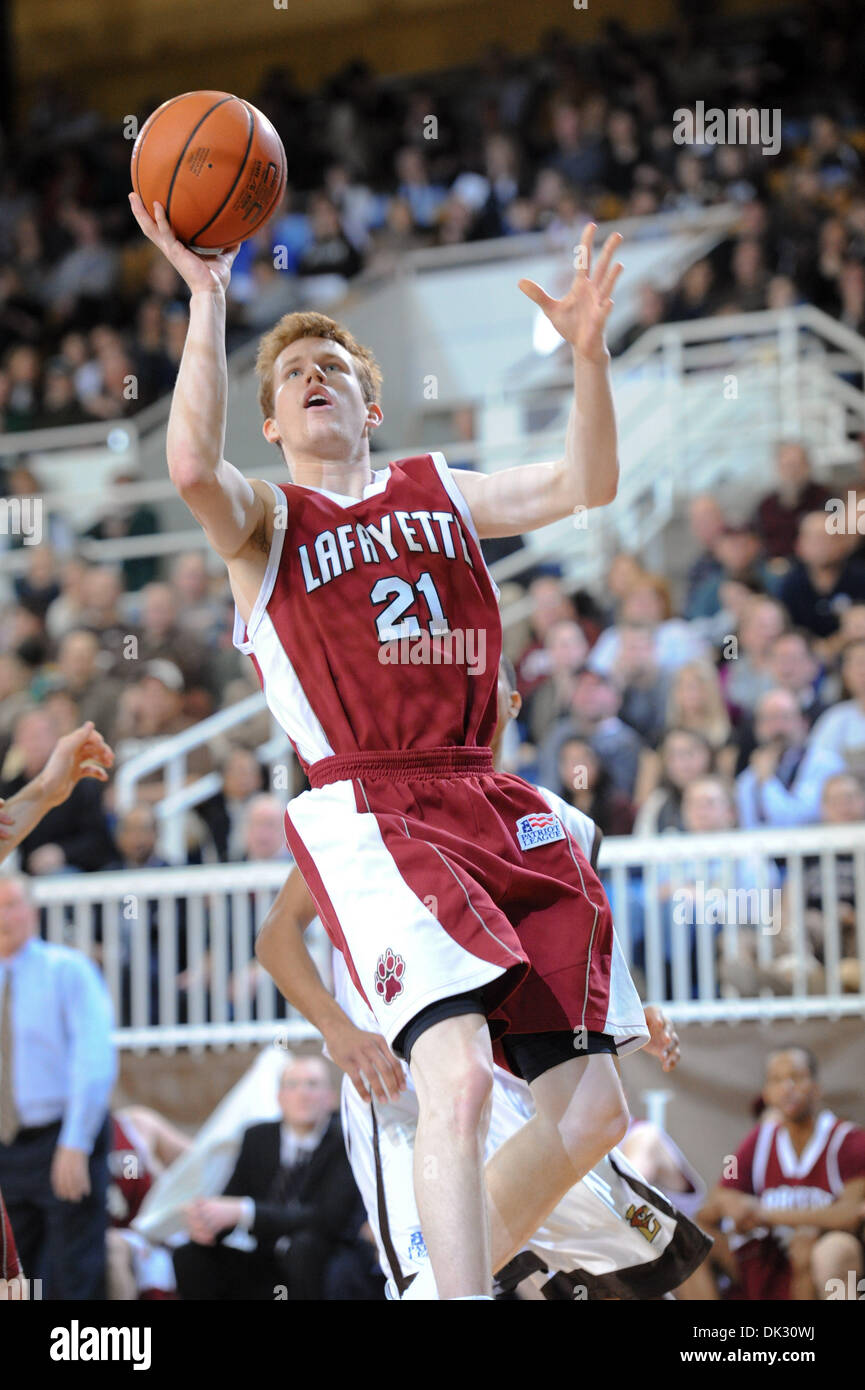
left=257, top=659, right=712, bottom=1296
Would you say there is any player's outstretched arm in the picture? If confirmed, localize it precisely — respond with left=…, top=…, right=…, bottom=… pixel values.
left=128, top=194, right=267, bottom=559
left=456, top=222, right=623, bottom=538
left=256, top=868, right=405, bottom=1104
left=0, top=722, right=113, bottom=864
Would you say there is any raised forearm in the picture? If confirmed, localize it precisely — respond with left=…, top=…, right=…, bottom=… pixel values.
left=0, top=776, right=54, bottom=861
left=562, top=347, right=618, bottom=510
left=166, top=291, right=228, bottom=487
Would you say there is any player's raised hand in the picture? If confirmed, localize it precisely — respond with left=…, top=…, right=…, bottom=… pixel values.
left=518, top=223, right=623, bottom=364
left=0, top=801, right=13, bottom=842
left=324, top=1018, right=405, bottom=1105
left=643, top=1006, right=681, bottom=1072
left=39, top=721, right=114, bottom=809
left=128, top=192, right=239, bottom=296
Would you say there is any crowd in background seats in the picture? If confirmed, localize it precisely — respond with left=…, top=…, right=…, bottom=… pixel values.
left=2, top=5, right=865, bottom=427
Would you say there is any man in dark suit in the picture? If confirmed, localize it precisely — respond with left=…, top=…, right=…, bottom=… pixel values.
left=173, top=1055, right=377, bottom=1300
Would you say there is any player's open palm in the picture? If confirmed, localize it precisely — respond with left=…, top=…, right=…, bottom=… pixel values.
left=128, top=192, right=239, bottom=296
left=519, top=223, right=623, bottom=364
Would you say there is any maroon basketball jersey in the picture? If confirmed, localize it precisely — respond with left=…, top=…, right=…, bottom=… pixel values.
left=107, top=1115, right=155, bottom=1228
left=233, top=454, right=501, bottom=767
left=721, top=1110, right=865, bottom=1299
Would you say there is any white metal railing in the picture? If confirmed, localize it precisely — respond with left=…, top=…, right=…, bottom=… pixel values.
left=27, top=823, right=865, bottom=1053
left=113, top=693, right=292, bottom=862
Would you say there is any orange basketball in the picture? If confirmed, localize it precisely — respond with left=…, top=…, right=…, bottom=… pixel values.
left=131, top=90, right=287, bottom=254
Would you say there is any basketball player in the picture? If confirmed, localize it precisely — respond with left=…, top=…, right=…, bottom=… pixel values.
left=107, top=1107, right=191, bottom=1300
left=701, top=1046, right=865, bottom=1299
left=262, top=877, right=708, bottom=1300
left=130, top=191, right=646, bottom=1298
left=0, top=720, right=113, bottom=1300
left=255, top=657, right=709, bottom=1298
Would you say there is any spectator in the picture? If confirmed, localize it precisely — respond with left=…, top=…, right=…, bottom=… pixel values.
left=79, top=565, right=131, bottom=673
left=83, top=473, right=160, bottom=594
left=538, top=667, right=646, bottom=799
left=663, top=661, right=733, bottom=764
left=753, top=442, right=830, bottom=561
left=0, top=652, right=33, bottom=743
left=558, top=737, right=635, bottom=836
left=133, top=582, right=215, bottom=699
left=394, top=146, right=446, bottom=231
left=45, top=205, right=117, bottom=312
left=0, top=873, right=116, bottom=1299
left=688, top=522, right=771, bottom=621
left=514, top=575, right=577, bottom=699
left=196, top=747, right=269, bottom=864
left=701, top=1048, right=865, bottom=1300
left=173, top=1056, right=375, bottom=1301
left=13, top=545, right=60, bottom=620
left=365, top=196, right=429, bottom=276
left=633, top=728, right=714, bottom=835
left=610, top=623, right=669, bottom=746
left=667, top=258, right=716, bottom=322
left=779, top=511, right=865, bottom=647
left=44, top=556, right=91, bottom=643
left=653, top=775, right=780, bottom=995
left=295, top=196, right=363, bottom=294
left=522, top=619, right=588, bottom=745
left=241, top=794, right=292, bottom=864
left=101, top=804, right=186, bottom=1025
left=33, top=360, right=87, bottom=428
left=168, top=553, right=224, bottom=647
left=765, top=629, right=826, bottom=726
left=720, top=595, right=788, bottom=718
left=543, top=99, right=604, bottom=189
left=807, top=638, right=865, bottom=784
left=683, top=495, right=726, bottom=619
left=589, top=574, right=708, bottom=677
left=0, top=707, right=115, bottom=873
left=53, top=628, right=122, bottom=738
left=614, top=282, right=666, bottom=354
left=735, top=688, right=845, bottom=829
left=2, top=344, right=40, bottom=430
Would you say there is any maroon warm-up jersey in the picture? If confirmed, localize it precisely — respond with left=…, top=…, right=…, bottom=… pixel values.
left=107, top=1115, right=155, bottom=1228
left=721, top=1109, right=865, bottom=1299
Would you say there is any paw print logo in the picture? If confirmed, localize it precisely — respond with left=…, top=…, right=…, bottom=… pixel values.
left=375, top=948, right=405, bottom=1004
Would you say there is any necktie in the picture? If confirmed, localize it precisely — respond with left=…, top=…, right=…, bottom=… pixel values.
left=268, top=1151, right=311, bottom=1205
left=0, top=971, right=21, bottom=1147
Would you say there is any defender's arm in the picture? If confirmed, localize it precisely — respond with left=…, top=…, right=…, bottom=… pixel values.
left=255, top=868, right=404, bottom=1103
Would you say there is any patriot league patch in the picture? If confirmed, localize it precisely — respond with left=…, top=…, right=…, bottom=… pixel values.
left=516, top=811, right=566, bottom=851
